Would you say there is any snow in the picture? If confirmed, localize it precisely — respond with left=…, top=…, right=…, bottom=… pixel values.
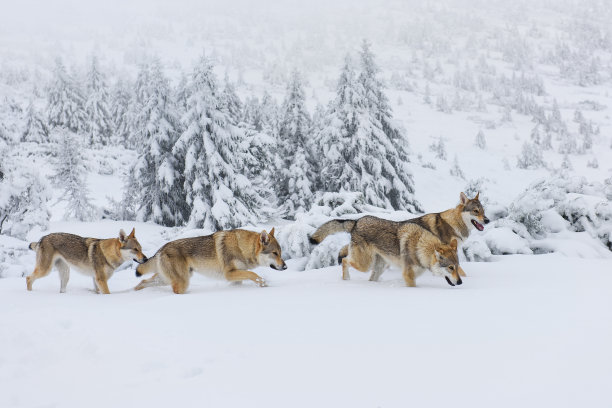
left=1, top=248, right=611, bottom=408
left=2, top=0, right=612, bottom=406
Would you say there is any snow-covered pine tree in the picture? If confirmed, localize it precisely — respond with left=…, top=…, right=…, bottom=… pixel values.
left=530, top=124, right=542, bottom=145
left=126, top=63, right=152, bottom=148
left=52, top=128, right=94, bottom=221
left=174, top=55, right=264, bottom=230
left=129, top=59, right=188, bottom=227
left=21, top=100, right=48, bottom=143
left=313, top=55, right=362, bottom=195
left=259, top=91, right=279, bottom=135
left=85, top=56, right=113, bottom=146
left=242, top=96, right=262, bottom=131
left=355, top=41, right=421, bottom=212
left=561, top=154, right=573, bottom=170
left=277, top=69, right=315, bottom=215
left=429, top=136, right=447, bottom=160
left=219, top=72, right=243, bottom=125
left=175, top=72, right=190, bottom=113
left=110, top=79, right=131, bottom=146
left=450, top=155, right=465, bottom=179
left=46, top=58, right=87, bottom=134
left=579, top=118, right=593, bottom=151
left=436, top=94, right=451, bottom=113
left=475, top=129, right=486, bottom=149
left=0, top=155, right=51, bottom=239
left=517, top=141, right=545, bottom=169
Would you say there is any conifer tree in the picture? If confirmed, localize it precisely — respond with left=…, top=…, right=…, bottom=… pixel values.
left=277, top=69, right=315, bottom=215
left=85, top=56, right=113, bottom=146
left=475, top=129, right=486, bottom=149
left=47, top=58, right=87, bottom=134
left=174, top=55, right=264, bottom=229
left=130, top=60, right=188, bottom=226
left=314, top=49, right=421, bottom=212
left=110, top=79, right=131, bottom=146
left=52, top=128, right=94, bottom=220
left=21, top=100, right=48, bottom=143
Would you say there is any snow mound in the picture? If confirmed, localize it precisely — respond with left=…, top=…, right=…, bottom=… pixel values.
left=465, top=176, right=612, bottom=260
left=304, top=232, right=350, bottom=270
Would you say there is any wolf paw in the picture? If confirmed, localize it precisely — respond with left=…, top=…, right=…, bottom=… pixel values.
left=255, top=277, right=267, bottom=287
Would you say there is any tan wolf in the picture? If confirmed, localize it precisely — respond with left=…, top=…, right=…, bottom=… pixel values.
left=310, top=215, right=462, bottom=286
left=134, top=228, right=287, bottom=294
left=314, top=192, right=489, bottom=279
left=26, top=228, right=147, bottom=294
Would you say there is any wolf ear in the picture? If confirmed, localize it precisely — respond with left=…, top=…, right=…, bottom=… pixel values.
left=260, top=230, right=270, bottom=245
left=459, top=192, right=468, bottom=205
left=119, top=229, right=127, bottom=242
left=128, top=228, right=136, bottom=238
left=450, top=239, right=458, bottom=251
left=269, top=227, right=275, bottom=237
left=475, top=192, right=480, bottom=201
left=434, top=245, right=442, bottom=261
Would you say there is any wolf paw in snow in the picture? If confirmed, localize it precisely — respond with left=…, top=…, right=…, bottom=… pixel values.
left=255, top=277, right=267, bottom=287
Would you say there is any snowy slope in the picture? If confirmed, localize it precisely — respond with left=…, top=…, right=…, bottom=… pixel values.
left=1, top=252, right=611, bottom=408
left=2, top=1, right=612, bottom=406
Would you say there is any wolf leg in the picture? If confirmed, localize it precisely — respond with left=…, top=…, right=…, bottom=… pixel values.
left=337, top=244, right=349, bottom=265
left=225, top=269, right=267, bottom=287
left=346, top=240, right=373, bottom=277
left=157, top=256, right=190, bottom=294
left=368, top=255, right=386, bottom=282
left=94, top=269, right=111, bottom=295
left=134, top=273, right=168, bottom=291
left=341, top=257, right=351, bottom=280
left=55, top=259, right=70, bottom=293
left=26, top=253, right=54, bottom=291
left=402, top=265, right=416, bottom=287
left=92, top=278, right=100, bottom=293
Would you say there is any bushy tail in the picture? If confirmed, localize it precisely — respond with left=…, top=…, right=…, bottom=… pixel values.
left=309, top=219, right=356, bottom=245
left=135, top=256, right=156, bottom=277
left=28, top=242, right=40, bottom=251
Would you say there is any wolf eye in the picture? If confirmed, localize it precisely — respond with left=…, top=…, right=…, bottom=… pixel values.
left=449, top=265, right=455, bottom=271
left=473, top=209, right=479, bottom=214
left=273, top=251, right=279, bottom=256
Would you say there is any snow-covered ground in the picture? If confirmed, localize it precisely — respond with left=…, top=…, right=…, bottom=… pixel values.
left=2, top=0, right=612, bottom=406
left=1, top=246, right=611, bottom=408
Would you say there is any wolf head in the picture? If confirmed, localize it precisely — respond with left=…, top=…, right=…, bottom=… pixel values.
left=118, top=228, right=148, bottom=264
left=257, top=228, right=287, bottom=271
left=432, top=239, right=462, bottom=286
left=459, top=192, right=489, bottom=232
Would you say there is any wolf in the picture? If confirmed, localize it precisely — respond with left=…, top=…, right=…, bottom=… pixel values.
left=134, top=228, right=287, bottom=294
left=314, top=192, right=489, bottom=279
left=26, top=228, right=147, bottom=294
left=310, top=215, right=463, bottom=286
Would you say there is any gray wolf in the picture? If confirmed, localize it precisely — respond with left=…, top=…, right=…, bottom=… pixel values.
left=134, top=228, right=287, bottom=294
left=27, top=228, right=147, bottom=294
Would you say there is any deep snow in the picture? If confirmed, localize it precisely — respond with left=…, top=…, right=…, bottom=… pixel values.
left=1, top=244, right=611, bottom=408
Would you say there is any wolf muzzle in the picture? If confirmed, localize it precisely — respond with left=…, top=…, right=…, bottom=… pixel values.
left=271, top=262, right=288, bottom=271
left=445, top=276, right=462, bottom=286
left=134, top=256, right=148, bottom=264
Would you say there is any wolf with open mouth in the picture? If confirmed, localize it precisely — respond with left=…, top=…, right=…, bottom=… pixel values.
left=313, top=192, right=490, bottom=284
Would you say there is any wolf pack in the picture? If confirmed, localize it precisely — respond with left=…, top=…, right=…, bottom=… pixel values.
left=26, top=192, right=489, bottom=294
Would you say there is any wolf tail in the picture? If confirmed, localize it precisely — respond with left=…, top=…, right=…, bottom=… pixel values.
left=135, top=255, right=156, bottom=277
left=28, top=242, right=40, bottom=251
left=309, top=219, right=356, bottom=245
